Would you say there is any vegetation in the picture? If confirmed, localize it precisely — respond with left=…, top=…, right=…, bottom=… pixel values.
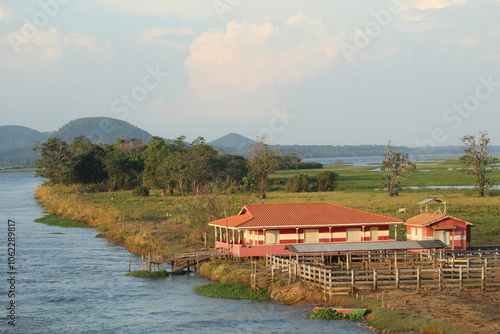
left=34, top=213, right=90, bottom=228
left=381, top=141, right=417, bottom=196
left=459, top=131, right=498, bottom=197
left=248, top=137, right=280, bottom=199
left=125, top=270, right=168, bottom=277
left=305, top=308, right=364, bottom=321
left=34, top=156, right=500, bottom=255
left=193, top=283, right=271, bottom=300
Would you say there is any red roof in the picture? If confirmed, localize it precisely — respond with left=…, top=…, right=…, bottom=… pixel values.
left=405, top=212, right=473, bottom=227
left=209, top=203, right=402, bottom=229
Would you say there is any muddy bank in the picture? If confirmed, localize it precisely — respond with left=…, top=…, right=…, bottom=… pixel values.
left=363, top=290, right=500, bottom=334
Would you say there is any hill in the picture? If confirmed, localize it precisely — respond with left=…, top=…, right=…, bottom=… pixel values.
left=0, top=125, right=48, bottom=152
left=53, top=117, right=153, bottom=144
left=0, top=126, right=49, bottom=166
left=209, top=133, right=254, bottom=149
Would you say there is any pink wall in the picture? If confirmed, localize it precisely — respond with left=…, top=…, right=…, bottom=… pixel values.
left=242, top=225, right=390, bottom=245
left=406, top=218, right=470, bottom=250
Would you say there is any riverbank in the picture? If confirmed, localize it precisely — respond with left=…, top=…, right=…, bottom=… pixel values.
left=197, top=259, right=499, bottom=334
left=34, top=183, right=499, bottom=333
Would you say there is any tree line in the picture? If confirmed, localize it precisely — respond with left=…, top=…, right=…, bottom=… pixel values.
left=33, top=136, right=337, bottom=197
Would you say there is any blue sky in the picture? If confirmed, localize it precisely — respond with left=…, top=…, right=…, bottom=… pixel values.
left=1, top=0, right=500, bottom=146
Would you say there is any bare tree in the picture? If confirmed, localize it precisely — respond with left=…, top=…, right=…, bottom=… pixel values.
left=248, top=137, right=280, bottom=199
left=381, top=141, right=416, bottom=196
left=458, top=131, right=497, bottom=197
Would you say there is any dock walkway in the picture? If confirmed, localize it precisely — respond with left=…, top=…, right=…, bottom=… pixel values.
left=142, top=250, right=227, bottom=272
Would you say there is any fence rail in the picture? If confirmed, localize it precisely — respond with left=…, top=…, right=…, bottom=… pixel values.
left=266, top=254, right=500, bottom=295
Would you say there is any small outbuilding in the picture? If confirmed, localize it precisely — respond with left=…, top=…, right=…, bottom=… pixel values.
left=405, top=197, right=473, bottom=250
left=209, top=202, right=403, bottom=257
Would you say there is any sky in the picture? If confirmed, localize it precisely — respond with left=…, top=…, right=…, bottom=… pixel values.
left=1, top=0, right=500, bottom=147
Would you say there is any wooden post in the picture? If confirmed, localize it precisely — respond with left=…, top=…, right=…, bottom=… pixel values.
left=395, top=268, right=400, bottom=289
left=416, top=268, right=420, bottom=291
left=351, top=269, right=355, bottom=294
left=459, top=266, right=463, bottom=291
left=481, top=266, right=485, bottom=292
left=373, top=269, right=377, bottom=290
left=438, top=267, right=442, bottom=291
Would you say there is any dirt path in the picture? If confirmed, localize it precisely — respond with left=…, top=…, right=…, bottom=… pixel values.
left=364, top=290, right=500, bottom=334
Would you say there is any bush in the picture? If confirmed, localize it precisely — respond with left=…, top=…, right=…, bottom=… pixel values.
left=132, top=187, right=150, bottom=196
left=125, top=270, right=168, bottom=277
left=285, top=173, right=316, bottom=192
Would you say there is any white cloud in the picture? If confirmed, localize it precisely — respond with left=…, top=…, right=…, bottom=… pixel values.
left=96, top=0, right=216, bottom=21
left=139, top=26, right=196, bottom=50
left=0, top=2, right=9, bottom=21
left=413, top=0, right=466, bottom=10
left=160, top=14, right=344, bottom=122
left=0, top=27, right=104, bottom=72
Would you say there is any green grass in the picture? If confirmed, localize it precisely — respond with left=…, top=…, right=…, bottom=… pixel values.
left=125, top=270, right=168, bottom=277
left=193, top=283, right=271, bottom=300
left=34, top=213, right=90, bottom=228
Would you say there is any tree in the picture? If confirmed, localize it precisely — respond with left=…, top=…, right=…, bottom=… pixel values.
left=458, top=131, right=497, bottom=197
left=316, top=171, right=338, bottom=191
left=182, top=182, right=256, bottom=249
left=248, top=137, right=280, bottom=199
left=34, top=137, right=72, bottom=184
left=186, top=137, right=218, bottom=195
left=143, top=137, right=175, bottom=195
left=381, top=141, right=416, bottom=196
left=103, top=139, right=145, bottom=191
left=285, top=173, right=314, bottom=192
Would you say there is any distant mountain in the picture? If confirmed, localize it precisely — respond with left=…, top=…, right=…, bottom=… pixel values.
left=209, top=133, right=254, bottom=149
left=0, top=126, right=48, bottom=166
left=0, top=118, right=154, bottom=167
left=53, top=117, right=153, bottom=145
left=0, top=125, right=48, bottom=152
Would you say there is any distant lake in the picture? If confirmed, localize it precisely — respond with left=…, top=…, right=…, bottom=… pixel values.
left=303, top=153, right=500, bottom=167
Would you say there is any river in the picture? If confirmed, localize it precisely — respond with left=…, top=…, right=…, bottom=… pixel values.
left=0, top=172, right=375, bottom=334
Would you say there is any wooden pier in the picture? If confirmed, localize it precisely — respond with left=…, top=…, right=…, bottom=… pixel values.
left=142, top=250, right=227, bottom=273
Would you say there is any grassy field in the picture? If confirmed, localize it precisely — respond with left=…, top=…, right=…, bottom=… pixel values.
left=34, top=158, right=500, bottom=255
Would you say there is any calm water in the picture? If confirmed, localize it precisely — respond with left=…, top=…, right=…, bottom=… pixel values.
left=0, top=172, right=375, bottom=334
left=303, top=153, right=500, bottom=166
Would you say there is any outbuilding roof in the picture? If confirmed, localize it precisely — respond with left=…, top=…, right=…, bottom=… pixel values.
left=405, top=212, right=473, bottom=227
left=286, top=240, right=446, bottom=253
left=209, top=202, right=403, bottom=229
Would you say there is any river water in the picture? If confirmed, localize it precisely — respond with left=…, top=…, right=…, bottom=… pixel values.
left=0, top=172, right=375, bottom=334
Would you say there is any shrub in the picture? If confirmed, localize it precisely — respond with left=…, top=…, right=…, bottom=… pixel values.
left=132, top=187, right=150, bottom=196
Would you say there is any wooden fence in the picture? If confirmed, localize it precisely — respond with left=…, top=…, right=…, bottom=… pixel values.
left=266, top=254, right=500, bottom=295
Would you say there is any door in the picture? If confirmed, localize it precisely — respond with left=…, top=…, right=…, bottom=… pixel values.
left=265, top=230, right=279, bottom=245
left=370, top=227, right=379, bottom=241
left=304, top=229, right=319, bottom=243
left=346, top=228, right=361, bottom=242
